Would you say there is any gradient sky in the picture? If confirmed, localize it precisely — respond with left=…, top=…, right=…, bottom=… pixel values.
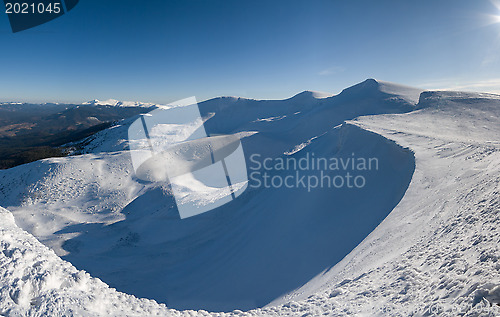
left=1, top=0, right=500, bottom=103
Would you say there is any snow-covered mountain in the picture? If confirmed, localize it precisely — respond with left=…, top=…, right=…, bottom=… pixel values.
left=0, top=79, right=499, bottom=316
left=83, top=99, right=157, bottom=108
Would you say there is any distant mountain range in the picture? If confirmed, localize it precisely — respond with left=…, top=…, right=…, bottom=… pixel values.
left=0, top=101, right=155, bottom=169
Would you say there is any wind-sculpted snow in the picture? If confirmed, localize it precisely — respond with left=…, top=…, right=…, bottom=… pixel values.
left=33, top=123, right=412, bottom=312
left=0, top=81, right=499, bottom=316
left=0, top=206, right=183, bottom=316
left=77, top=79, right=422, bottom=157
left=272, top=90, right=500, bottom=315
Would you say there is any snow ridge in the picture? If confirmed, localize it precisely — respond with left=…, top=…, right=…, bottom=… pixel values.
left=0, top=80, right=499, bottom=316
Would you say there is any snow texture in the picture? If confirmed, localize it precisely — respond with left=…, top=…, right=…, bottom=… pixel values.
left=0, top=79, right=499, bottom=316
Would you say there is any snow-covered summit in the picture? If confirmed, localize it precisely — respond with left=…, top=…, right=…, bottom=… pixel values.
left=337, top=78, right=424, bottom=105
left=289, top=90, right=334, bottom=100
left=83, top=98, right=156, bottom=108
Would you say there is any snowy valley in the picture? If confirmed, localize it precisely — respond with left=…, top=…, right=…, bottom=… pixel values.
left=0, top=79, right=499, bottom=316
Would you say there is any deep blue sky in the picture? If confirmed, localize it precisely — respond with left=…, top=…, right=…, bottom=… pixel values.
left=1, top=0, right=500, bottom=103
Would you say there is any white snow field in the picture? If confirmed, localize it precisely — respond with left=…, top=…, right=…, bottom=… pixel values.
left=0, top=79, right=499, bottom=316
left=82, top=99, right=157, bottom=108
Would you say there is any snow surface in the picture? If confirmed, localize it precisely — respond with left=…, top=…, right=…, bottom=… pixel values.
left=83, top=99, right=157, bottom=108
left=0, top=79, right=499, bottom=316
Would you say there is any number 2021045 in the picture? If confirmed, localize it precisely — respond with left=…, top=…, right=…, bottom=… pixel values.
left=5, top=2, right=61, bottom=14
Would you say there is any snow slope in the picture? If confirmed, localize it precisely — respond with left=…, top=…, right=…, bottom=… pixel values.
left=270, top=90, right=500, bottom=316
left=0, top=206, right=180, bottom=317
left=78, top=79, right=422, bottom=158
left=0, top=80, right=499, bottom=316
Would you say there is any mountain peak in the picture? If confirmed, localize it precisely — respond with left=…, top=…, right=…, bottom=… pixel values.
left=360, top=78, right=380, bottom=86
left=339, top=78, right=423, bottom=105
left=83, top=99, right=119, bottom=106
left=291, top=90, right=334, bottom=100
left=341, top=78, right=380, bottom=94
left=83, top=99, right=155, bottom=108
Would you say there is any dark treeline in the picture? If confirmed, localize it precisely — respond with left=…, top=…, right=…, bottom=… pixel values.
left=0, top=122, right=112, bottom=169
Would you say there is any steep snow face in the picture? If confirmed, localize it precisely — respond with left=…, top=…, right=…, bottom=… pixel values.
left=0, top=81, right=498, bottom=316
left=38, top=124, right=413, bottom=312
left=334, top=78, right=424, bottom=107
left=269, top=90, right=500, bottom=315
left=376, top=80, right=424, bottom=104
